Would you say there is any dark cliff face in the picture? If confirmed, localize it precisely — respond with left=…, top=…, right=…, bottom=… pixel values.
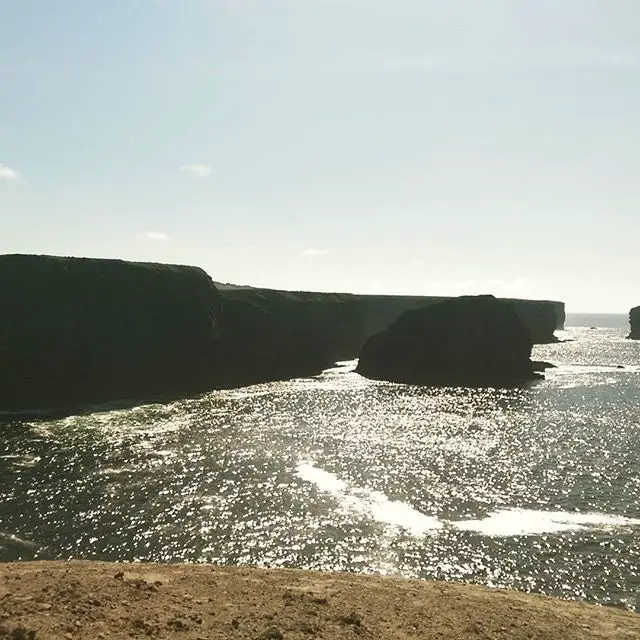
left=218, top=287, right=564, bottom=358
left=0, top=255, right=344, bottom=415
left=505, top=299, right=561, bottom=344
left=628, top=306, right=640, bottom=339
left=217, top=288, right=368, bottom=362
left=213, top=297, right=334, bottom=387
left=0, top=255, right=564, bottom=414
left=553, top=302, right=566, bottom=330
left=355, top=295, right=539, bottom=387
left=0, top=254, right=221, bottom=413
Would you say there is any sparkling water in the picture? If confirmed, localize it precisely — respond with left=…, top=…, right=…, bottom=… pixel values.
left=1, top=314, right=638, bottom=611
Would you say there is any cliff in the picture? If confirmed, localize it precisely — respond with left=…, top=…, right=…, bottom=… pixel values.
left=0, top=255, right=565, bottom=415
left=628, top=306, right=640, bottom=339
left=0, top=255, right=335, bottom=415
left=213, top=296, right=333, bottom=388
left=356, top=295, right=539, bottom=387
left=217, top=287, right=368, bottom=362
left=0, top=254, right=221, bottom=414
left=218, top=286, right=565, bottom=358
left=504, top=298, right=562, bottom=343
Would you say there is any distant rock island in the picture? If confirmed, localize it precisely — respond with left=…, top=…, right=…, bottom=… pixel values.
left=0, top=254, right=565, bottom=416
left=356, top=295, right=540, bottom=387
left=628, top=306, right=640, bottom=339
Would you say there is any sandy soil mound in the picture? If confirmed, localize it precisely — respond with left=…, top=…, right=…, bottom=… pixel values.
left=0, top=561, right=638, bottom=639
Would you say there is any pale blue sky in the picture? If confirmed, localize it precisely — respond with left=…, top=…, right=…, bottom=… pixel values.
left=1, top=0, right=639, bottom=312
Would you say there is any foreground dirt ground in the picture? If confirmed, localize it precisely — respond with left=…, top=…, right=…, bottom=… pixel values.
left=0, top=561, right=638, bottom=639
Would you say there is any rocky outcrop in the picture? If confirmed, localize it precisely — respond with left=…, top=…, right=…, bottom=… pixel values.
left=0, top=254, right=222, bottom=414
left=355, top=295, right=540, bottom=387
left=628, top=306, right=640, bottom=339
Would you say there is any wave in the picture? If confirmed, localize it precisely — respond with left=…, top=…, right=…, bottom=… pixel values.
left=296, top=462, right=640, bottom=537
left=296, top=462, right=442, bottom=535
left=454, top=509, right=640, bottom=536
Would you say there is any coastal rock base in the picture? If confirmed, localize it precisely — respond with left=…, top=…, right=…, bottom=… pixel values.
left=628, top=306, right=640, bottom=339
left=0, top=561, right=637, bottom=639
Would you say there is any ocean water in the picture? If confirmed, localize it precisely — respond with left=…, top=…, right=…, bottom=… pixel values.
left=1, top=314, right=639, bottom=611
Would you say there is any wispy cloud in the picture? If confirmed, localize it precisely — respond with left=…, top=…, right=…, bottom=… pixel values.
left=139, top=231, right=169, bottom=242
left=180, top=164, right=213, bottom=178
left=0, top=165, right=21, bottom=180
left=302, top=248, right=329, bottom=257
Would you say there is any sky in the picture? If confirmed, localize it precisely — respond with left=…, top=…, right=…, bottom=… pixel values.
left=1, top=0, right=639, bottom=312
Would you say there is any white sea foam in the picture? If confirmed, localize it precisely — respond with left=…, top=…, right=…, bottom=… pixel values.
left=296, top=463, right=348, bottom=494
left=296, top=462, right=640, bottom=538
left=296, top=462, right=442, bottom=535
left=451, top=508, right=640, bottom=536
left=317, top=360, right=358, bottom=377
left=0, top=531, right=40, bottom=550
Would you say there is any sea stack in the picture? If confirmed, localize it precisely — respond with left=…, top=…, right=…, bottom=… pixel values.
left=356, top=294, right=540, bottom=387
left=628, top=306, right=640, bottom=339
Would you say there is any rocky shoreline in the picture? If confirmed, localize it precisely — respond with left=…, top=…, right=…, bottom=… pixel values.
left=1, top=561, right=638, bottom=639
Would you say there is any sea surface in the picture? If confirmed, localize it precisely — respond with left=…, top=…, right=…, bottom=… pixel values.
left=1, top=314, right=639, bottom=611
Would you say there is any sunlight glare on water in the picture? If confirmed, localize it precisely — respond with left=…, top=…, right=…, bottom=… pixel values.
left=0, top=324, right=639, bottom=611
